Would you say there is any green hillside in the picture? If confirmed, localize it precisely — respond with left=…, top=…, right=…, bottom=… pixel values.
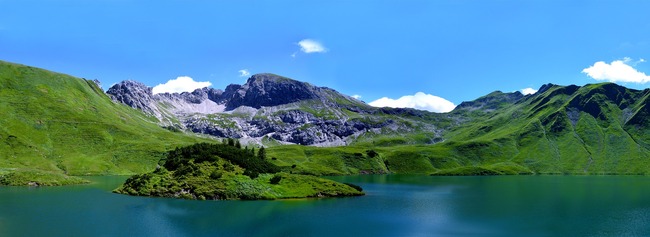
left=4, top=59, right=650, bottom=186
left=267, top=83, right=650, bottom=176
left=0, top=61, right=210, bottom=185
left=434, top=83, right=650, bottom=174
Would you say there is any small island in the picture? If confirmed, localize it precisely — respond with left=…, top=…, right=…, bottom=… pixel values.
left=114, top=142, right=364, bottom=200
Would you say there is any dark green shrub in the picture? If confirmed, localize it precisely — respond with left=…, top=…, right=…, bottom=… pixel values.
left=162, top=143, right=280, bottom=174
left=258, top=147, right=267, bottom=160
left=270, top=175, right=282, bottom=184
left=366, top=149, right=379, bottom=158
left=210, top=170, right=223, bottom=179
left=244, top=170, right=259, bottom=179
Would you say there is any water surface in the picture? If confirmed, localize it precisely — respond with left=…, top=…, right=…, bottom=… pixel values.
left=1, top=175, right=649, bottom=236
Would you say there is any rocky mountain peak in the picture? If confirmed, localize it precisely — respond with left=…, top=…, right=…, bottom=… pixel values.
left=246, top=73, right=293, bottom=83
left=537, top=83, right=557, bottom=94
left=224, top=73, right=321, bottom=110
left=156, top=87, right=224, bottom=104
left=105, top=73, right=437, bottom=146
left=106, top=80, right=156, bottom=114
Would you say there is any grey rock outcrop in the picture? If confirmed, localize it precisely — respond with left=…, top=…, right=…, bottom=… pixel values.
left=225, top=73, right=321, bottom=110
left=107, top=73, right=445, bottom=146
left=107, top=80, right=157, bottom=115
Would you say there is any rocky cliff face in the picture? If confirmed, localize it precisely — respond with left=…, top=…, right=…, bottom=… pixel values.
left=225, top=74, right=322, bottom=110
left=107, top=81, right=226, bottom=123
left=107, top=80, right=158, bottom=115
left=106, top=73, right=445, bottom=146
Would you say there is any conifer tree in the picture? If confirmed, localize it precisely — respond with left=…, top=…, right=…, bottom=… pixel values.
left=258, top=147, right=267, bottom=160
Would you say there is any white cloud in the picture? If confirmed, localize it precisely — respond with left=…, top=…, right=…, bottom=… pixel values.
left=623, top=57, right=646, bottom=66
left=351, top=94, right=362, bottom=99
left=298, top=39, right=327, bottom=53
left=520, top=88, right=538, bottom=95
left=368, top=92, right=456, bottom=113
left=239, top=69, right=250, bottom=77
left=582, top=58, right=650, bottom=83
left=152, top=76, right=211, bottom=94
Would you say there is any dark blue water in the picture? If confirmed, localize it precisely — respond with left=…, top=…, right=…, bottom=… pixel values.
left=1, top=175, right=649, bottom=236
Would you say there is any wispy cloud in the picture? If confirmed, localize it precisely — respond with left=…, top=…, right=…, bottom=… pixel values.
left=368, top=92, right=456, bottom=113
left=351, top=94, right=362, bottom=99
left=298, top=39, right=327, bottom=54
left=582, top=57, right=650, bottom=83
left=520, top=88, right=538, bottom=95
left=152, top=76, right=211, bottom=94
left=238, top=69, right=250, bottom=77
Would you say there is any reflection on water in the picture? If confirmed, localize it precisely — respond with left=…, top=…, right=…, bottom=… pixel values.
left=1, top=175, right=650, bottom=236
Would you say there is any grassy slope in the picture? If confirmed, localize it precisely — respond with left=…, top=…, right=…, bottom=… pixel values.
left=0, top=61, right=210, bottom=185
left=267, top=143, right=456, bottom=175
left=267, top=83, right=650, bottom=176
left=433, top=83, right=650, bottom=175
left=5, top=59, right=650, bottom=184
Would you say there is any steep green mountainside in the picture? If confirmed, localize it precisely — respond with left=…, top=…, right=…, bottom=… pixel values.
left=4, top=59, right=650, bottom=186
left=267, top=83, right=650, bottom=176
left=0, top=61, right=209, bottom=184
left=437, top=82, right=650, bottom=174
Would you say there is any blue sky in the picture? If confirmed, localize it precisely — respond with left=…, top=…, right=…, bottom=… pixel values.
left=2, top=0, right=650, bottom=112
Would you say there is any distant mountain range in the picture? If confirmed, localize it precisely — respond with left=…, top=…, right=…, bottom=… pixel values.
left=106, top=73, right=448, bottom=146
left=3, top=59, right=650, bottom=186
left=106, top=67, right=650, bottom=175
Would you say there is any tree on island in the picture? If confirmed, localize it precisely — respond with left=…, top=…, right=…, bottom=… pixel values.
left=258, top=147, right=267, bottom=160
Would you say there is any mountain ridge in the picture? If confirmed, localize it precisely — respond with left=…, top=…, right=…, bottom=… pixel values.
left=107, top=73, right=447, bottom=146
left=6, top=59, right=650, bottom=187
left=437, top=81, right=650, bottom=174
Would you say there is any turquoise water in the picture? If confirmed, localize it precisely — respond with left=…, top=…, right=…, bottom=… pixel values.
left=1, top=175, right=649, bottom=236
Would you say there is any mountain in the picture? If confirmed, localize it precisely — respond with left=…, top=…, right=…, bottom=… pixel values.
left=257, top=82, right=650, bottom=176
left=107, top=73, right=450, bottom=146
left=0, top=60, right=209, bottom=185
left=444, top=82, right=650, bottom=175
left=104, top=69, right=650, bottom=175
left=5, top=59, right=650, bottom=186
left=432, top=82, right=650, bottom=175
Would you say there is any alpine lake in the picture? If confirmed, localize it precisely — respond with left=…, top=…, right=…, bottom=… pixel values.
left=1, top=175, right=649, bottom=237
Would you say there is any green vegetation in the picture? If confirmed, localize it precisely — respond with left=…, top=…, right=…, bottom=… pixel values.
left=0, top=60, right=210, bottom=185
left=263, top=83, right=650, bottom=176
left=434, top=83, right=650, bottom=175
left=6, top=59, right=650, bottom=188
left=114, top=143, right=364, bottom=200
left=266, top=143, right=467, bottom=175
left=0, top=168, right=88, bottom=186
left=162, top=142, right=280, bottom=178
left=431, top=163, right=533, bottom=176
